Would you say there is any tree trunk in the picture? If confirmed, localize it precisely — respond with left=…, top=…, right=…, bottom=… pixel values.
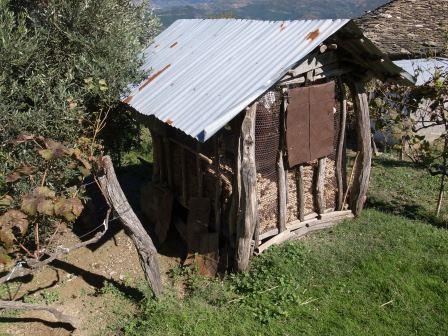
left=100, top=156, right=163, bottom=297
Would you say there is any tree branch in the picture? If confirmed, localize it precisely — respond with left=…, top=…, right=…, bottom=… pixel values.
left=0, top=210, right=110, bottom=285
left=0, top=300, right=77, bottom=328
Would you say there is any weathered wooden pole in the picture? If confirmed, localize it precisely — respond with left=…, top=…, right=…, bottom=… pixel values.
left=236, top=103, right=258, bottom=272
left=100, top=156, right=163, bottom=297
left=316, top=157, right=327, bottom=214
left=348, top=79, right=372, bottom=216
left=297, top=165, right=305, bottom=221
left=278, top=151, right=287, bottom=232
left=336, top=80, right=348, bottom=210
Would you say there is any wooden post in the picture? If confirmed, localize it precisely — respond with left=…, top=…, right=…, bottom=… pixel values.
left=297, top=165, right=305, bottom=221
left=196, top=143, right=204, bottom=197
left=348, top=79, right=372, bottom=216
left=163, top=137, right=173, bottom=188
left=181, top=148, right=188, bottom=205
left=236, top=103, right=258, bottom=272
left=213, top=136, right=222, bottom=233
left=336, top=81, right=348, bottom=210
left=278, top=151, right=287, bottom=232
left=316, top=157, right=327, bottom=214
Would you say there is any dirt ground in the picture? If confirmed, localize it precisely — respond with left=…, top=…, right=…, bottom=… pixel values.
left=0, top=223, right=181, bottom=336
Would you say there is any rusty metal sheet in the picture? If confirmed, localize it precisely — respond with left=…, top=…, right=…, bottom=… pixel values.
left=286, top=86, right=311, bottom=167
left=286, top=81, right=335, bottom=167
left=310, top=81, right=335, bottom=159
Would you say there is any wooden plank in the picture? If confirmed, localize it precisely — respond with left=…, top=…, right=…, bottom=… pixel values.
left=170, top=137, right=213, bottom=165
left=336, top=80, right=348, bottom=211
left=287, top=218, right=318, bottom=231
left=319, top=210, right=354, bottom=220
left=316, top=157, right=327, bottom=214
left=288, top=51, right=338, bottom=77
left=348, top=80, right=373, bottom=216
left=236, top=104, right=258, bottom=272
left=256, top=230, right=295, bottom=255
left=278, top=151, right=287, bottom=232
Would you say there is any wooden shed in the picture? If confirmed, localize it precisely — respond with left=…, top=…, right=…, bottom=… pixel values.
left=124, top=19, right=414, bottom=274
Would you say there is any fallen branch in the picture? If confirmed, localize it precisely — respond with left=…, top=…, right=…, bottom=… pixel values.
left=0, top=300, right=77, bottom=328
left=0, top=210, right=110, bottom=285
left=99, top=156, right=163, bottom=297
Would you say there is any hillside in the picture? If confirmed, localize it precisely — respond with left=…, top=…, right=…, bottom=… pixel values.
left=155, top=0, right=391, bottom=26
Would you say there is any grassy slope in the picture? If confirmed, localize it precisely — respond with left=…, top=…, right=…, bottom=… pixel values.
left=124, top=155, right=448, bottom=336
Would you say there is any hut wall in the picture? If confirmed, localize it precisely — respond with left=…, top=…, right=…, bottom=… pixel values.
left=255, top=79, right=345, bottom=235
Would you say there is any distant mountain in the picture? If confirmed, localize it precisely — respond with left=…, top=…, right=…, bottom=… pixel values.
left=154, top=0, right=391, bottom=27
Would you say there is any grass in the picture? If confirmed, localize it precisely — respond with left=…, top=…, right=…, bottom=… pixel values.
left=123, top=155, right=448, bottom=335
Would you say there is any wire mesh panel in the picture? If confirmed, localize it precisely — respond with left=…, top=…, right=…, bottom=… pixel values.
left=255, top=90, right=281, bottom=233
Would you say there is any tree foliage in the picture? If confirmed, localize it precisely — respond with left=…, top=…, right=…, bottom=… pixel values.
left=0, top=0, right=159, bottom=266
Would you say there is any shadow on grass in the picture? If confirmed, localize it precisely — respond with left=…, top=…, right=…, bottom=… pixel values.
left=367, top=197, right=448, bottom=229
left=372, top=156, right=418, bottom=169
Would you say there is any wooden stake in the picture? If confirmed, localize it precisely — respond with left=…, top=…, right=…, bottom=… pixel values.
left=196, top=143, right=204, bottom=198
left=336, top=80, right=348, bottom=210
left=163, top=136, right=173, bottom=188
left=278, top=151, right=287, bottom=232
left=214, top=136, right=222, bottom=233
left=316, top=157, right=327, bottom=214
left=236, top=103, right=258, bottom=272
left=297, top=165, right=305, bottom=222
left=181, top=148, right=188, bottom=205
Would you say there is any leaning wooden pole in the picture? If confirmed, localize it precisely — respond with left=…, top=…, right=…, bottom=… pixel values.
left=236, top=103, right=258, bottom=272
left=100, top=156, right=163, bottom=297
left=336, top=81, right=348, bottom=210
left=316, top=157, right=327, bottom=214
left=348, top=79, right=372, bottom=216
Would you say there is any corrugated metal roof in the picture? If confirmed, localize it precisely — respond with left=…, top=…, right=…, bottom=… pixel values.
left=125, top=19, right=411, bottom=142
left=394, top=58, right=448, bottom=86
left=126, top=19, right=350, bottom=141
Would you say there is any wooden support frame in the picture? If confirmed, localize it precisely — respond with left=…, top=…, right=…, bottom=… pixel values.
left=348, top=79, right=373, bottom=216
left=235, top=103, right=258, bottom=272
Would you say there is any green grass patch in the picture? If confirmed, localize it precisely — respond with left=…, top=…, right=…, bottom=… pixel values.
left=123, top=156, right=448, bottom=336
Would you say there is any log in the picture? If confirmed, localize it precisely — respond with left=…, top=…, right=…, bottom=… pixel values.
left=0, top=300, right=77, bottom=328
left=169, top=137, right=213, bottom=165
left=100, top=156, right=163, bottom=297
left=236, top=104, right=258, bottom=272
left=277, top=151, right=287, bottom=232
left=287, top=218, right=318, bottom=231
left=348, top=80, right=373, bottom=216
left=316, top=157, right=327, bottom=214
left=336, top=81, right=348, bottom=210
left=297, top=165, right=305, bottom=222
left=256, top=230, right=295, bottom=255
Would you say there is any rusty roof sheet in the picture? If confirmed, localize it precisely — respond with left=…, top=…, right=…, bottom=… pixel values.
left=125, top=19, right=409, bottom=141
